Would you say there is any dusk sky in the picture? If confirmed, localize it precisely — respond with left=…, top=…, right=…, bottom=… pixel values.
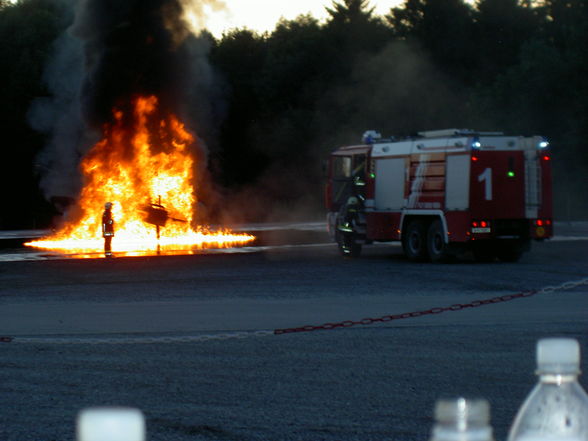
left=201, top=0, right=404, bottom=37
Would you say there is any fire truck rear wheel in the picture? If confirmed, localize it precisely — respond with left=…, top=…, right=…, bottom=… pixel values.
left=402, top=220, right=428, bottom=261
left=427, top=219, right=450, bottom=263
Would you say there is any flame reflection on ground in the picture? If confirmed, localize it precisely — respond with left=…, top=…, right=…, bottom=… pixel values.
left=25, top=229, right=256, bottom=257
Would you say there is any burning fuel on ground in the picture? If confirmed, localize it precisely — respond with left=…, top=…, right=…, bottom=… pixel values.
left=26, top=95, right=254, bottom=255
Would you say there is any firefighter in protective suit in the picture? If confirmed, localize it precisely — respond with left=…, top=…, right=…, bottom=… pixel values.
left=102, top=202, right=115, bottom=257
left=336, top=195, right=362, bottom=256
left=339, top=196, right=360, bottom=233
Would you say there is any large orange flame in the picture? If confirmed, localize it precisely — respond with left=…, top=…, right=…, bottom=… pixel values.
left=26, top=95, right=254, bottom=255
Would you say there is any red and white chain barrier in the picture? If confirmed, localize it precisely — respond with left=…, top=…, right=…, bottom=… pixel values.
left=2, top=277, right=587, bottom=344
left=274, top=277, right=588, bottom=334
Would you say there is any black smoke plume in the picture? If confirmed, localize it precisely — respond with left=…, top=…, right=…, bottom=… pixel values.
left=29, top=0, right=224, bottom=218
left=71, top=0, right=190, bottom=128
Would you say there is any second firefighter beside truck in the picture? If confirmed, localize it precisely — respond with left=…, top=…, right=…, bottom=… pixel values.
left=336, top=173, right=367, bottom=257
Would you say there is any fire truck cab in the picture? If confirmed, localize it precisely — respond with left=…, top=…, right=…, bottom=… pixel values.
left=325, top=129, right=553, bottom=262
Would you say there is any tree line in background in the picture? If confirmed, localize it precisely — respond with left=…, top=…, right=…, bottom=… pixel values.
left=0, top=0, right=586, bottom=228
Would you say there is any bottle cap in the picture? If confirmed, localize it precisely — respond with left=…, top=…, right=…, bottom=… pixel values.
left=435, top=398, right=490, bottom=426
left=536, top=338, right=580, bottom=375
left=77, top=407, right=145, bottom=441
left=432, top=398, right=493, bottom=441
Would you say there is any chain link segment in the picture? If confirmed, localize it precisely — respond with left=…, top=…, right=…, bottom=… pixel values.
left=273, top=277, right=588, bottom=335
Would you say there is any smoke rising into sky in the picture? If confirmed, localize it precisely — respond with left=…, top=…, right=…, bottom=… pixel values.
left=71, top=0, right=197, bottom=127
left=29, top=0, right=221, bottom=201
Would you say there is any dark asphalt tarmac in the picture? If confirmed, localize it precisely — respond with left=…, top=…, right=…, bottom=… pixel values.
left=1, top=233, right=587, bottom=441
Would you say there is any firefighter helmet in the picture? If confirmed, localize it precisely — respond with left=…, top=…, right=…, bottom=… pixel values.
left=105, top=202, right=113, bottom=209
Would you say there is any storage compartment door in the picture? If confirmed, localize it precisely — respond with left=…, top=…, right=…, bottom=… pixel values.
left=374, top=158, right=405, bottom=211
left=445, top=154, right=470, bottom=210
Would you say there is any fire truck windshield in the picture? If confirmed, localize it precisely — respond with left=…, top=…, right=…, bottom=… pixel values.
left=333, top=156, right=352, bottom=178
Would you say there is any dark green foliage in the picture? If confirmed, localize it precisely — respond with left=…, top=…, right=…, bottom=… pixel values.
left=0, top=0, right=71, bottom=228
left=326, top=0, right=376, bottom=23
left=473, top=0, right=545, bottom=82
left=388, top=0, right=477, bottom=83
left=209, top=29, right=269, bottom=188
left=1, top=0, right=588, bottom=226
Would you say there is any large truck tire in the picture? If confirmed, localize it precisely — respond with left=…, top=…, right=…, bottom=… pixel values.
left=402, top=220, right=428, bottom=261
left=427, top=219, right=451, bottom=263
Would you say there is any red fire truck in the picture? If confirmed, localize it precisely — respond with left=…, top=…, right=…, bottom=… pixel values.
left=325, top=129, right=553, bottom=262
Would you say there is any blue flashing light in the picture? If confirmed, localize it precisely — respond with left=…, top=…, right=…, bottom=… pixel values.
left=362, top=130, right=381, bottom=144
left=538, top=138, right=550, bottom=149
left=471, top=136, right=481, bottom=149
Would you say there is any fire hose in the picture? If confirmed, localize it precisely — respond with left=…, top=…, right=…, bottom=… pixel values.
left=1, top=277, right=587, bottom=344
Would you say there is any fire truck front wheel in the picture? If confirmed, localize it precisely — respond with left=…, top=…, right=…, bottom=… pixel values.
left=402, top=220, right=428, bottom=261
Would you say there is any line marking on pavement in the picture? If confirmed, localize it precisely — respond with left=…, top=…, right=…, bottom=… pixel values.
left=550, top=236, right=588, bottom=242
left=0, top=236, right=586, bottom=262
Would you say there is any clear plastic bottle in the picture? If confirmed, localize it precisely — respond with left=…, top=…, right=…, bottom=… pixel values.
left=507, top=338, right=588, bottom=441
left=430, top=398, right=495, bottom=441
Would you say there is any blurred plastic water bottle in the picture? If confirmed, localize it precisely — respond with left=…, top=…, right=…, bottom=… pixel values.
left=77, top=407, right=145, bottom=441
left=507, top=338, right=588, bottom=441
left=430, top=397, right=495, bottom=441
